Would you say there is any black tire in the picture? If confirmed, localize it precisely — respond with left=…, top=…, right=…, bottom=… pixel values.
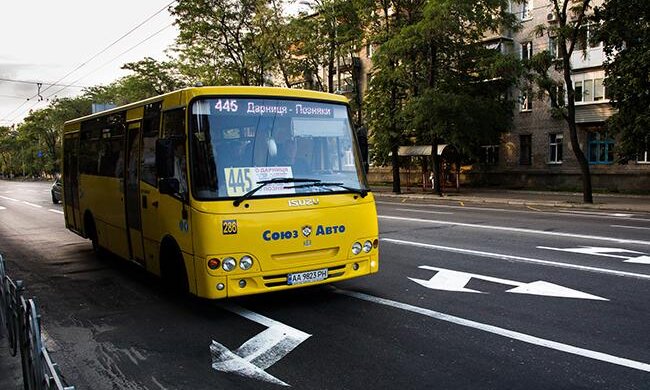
left=160, top=242, right=189, bottom=295
left=85, top=215, right=103, bottom=258
left=51, top=191, right=59, bottom=204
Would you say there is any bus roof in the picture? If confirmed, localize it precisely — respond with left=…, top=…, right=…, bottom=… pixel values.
left=63, top=86, right=349, bottom=126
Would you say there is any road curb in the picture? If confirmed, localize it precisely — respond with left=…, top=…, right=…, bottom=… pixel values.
left=372, top=192, right=644, bottom=213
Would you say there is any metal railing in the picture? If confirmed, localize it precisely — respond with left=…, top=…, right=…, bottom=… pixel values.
left=0, top=254, right=75, bottom=390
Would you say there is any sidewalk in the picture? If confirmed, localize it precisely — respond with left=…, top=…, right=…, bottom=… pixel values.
left=0, top=338, right=22, bottom=390
left=371, top=185, right=650, bottom=213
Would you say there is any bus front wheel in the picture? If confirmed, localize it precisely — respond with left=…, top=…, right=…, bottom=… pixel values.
left=160, top=241, right=189, bottom=295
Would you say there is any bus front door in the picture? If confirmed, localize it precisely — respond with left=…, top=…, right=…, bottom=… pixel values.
left=125, top=122, right=145, bottom=265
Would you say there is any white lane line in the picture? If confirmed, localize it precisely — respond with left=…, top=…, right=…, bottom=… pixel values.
left=22, top=201, right=43, bottom=208
left=558, top=210, right=633, bottom=217
left=0, top=206, right=5, bottom=210
left=395, top=208, right=454, bottom=215
left=379, top=215, right=650, bottom=246
left=336, top=289, right=650, bottom=373
left=382, top=238, right=650, bottom=281
left=378, top=201, right=513, bottom=213
left=0, top=195, right=20, bottom=202
left=611, top=225, right=650, bottom=231
left=48, top=209, right=64, bottom=215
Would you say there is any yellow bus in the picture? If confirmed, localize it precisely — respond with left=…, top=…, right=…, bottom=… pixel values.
left=62, top=86, right=379, bottom=299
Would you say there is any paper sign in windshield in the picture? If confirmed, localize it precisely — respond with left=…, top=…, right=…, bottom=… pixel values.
left=224, top=167, right=295, bottom=197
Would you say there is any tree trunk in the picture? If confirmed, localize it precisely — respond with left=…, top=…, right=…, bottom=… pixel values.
left=391, top=142, right=401, bottom=194
left=431, top=140, right=442, bottom=196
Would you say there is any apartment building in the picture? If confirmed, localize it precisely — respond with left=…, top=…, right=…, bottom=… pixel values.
left=476, top=0, right=649, bottom=192
left=318, top=0, right=648, bottom=192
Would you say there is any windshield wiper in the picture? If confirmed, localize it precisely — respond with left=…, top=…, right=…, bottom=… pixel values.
left=286, top=182, right=368, bottom=198
left=233, top=178, right=321, bottom=207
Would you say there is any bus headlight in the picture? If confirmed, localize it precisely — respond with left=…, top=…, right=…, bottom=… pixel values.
left=351, top=242, right=362, bottom=255
left=239, top=256, right=253, bottom=270
left=363, top=240, right=373, bottom=253
left=222, top=257, right=236, bottom=272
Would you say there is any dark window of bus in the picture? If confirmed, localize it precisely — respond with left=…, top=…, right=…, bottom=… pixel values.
left=141, top=102, right=162, bottom=186
left=163, top=108, right=188, bottom=194
left=99, top=125, right=125, bottom=178
left=79, top=122, right=100, bottom=175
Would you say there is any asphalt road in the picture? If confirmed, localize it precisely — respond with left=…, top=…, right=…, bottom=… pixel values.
left=1, top=180, right=649, bottom=389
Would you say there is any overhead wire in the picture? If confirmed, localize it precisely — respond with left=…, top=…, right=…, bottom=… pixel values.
left=1, top=0, right=177, bottom=124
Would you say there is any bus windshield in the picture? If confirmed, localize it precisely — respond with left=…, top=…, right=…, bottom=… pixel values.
left=189, top=97, right=367, bottom=200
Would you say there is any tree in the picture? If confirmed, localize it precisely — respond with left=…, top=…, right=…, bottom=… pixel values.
left=404, top=0, right=520, bottom=195
left=528, top=0, right=595, bottom=203
left=365, top=0, right=520, bottom=194
left=594, top=0, right=650, bottom=161
left=365, top=0, right=418, bottom=194
left=171, top=0, right=277, bottom=86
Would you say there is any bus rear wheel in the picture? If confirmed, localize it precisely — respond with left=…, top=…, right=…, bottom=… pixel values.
left=84, top=214, right=104, bottom=258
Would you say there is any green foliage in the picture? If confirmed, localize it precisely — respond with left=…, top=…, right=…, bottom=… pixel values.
left=594, top=0, right=650, bottom=159
left=171, top=0, right=280, bottom=86
left=366, top=0, right=521, bottom=172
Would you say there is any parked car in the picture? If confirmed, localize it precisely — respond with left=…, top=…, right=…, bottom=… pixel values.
left=51, top=178, right=63, bottom=204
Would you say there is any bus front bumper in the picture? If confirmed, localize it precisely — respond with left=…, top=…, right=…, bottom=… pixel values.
left=194, top=256, right=378, bottom=299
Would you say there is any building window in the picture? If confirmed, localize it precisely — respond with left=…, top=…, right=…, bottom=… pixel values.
left=521, top=41, right=533, bottom=60
left=549, top=133, right=563, bottom=163
left=521, top=0, right=532, bottom=20
left=520, top=89, right=533, bottom=111
left=578, top=24, right=602, bottom=51
left=574, top=75, right=607, bottom=103
left=520, top=134, right=532, bottom=165
left=366, top=43, right=374, bottom=58
left=638, top=136, right=649, bottom=164
left=548, top=36, right=560, bottom=59
left=588, top=132, right=615, bottom=164
left=549, top=84, right=565, bottom=107
left=481, top=145, right=499, bottom=165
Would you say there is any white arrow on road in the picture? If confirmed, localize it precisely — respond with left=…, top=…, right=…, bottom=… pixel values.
left=537, top=246, right=650, bottom=265
left=210, top=304, right=311, bottom=387
left=409, top=266, right=608, bottom=301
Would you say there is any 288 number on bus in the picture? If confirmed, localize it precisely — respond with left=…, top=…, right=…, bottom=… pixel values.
left=225, top=168, right=253, bottom=196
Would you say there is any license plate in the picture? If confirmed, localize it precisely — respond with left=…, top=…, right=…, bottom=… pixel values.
left=287, top=268, right=328, bottom=286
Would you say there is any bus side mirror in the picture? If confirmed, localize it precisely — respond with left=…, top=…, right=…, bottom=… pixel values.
left=356, top=126, right=369, bottom=174
left=156, top=139, right=175, bottom=179
left=159, top=177, right=180, bottom=195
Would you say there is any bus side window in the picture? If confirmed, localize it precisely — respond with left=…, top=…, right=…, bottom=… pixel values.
left=163, top=108, right=187, bottom=195
left=141, top=102, right=162, bottom=186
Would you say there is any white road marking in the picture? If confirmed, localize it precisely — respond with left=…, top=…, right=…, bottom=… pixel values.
left=395, top=208, right=454, bottom=215
left=537, top=246, right=650, bottom=265
left=382, top=238, right=650, bottom=281
left=22, top=201, right=42, bottom=208
left=379, top=215, right=650, bottom=246
left=558, top=210, right=633, bottom=217
left=336, top=289, right=650, bottom=373
left=0, top=195, right=20, bottom=202
left=410, top=266, right=608, bottom=300
left=48, top=209, right=64, bottom=215
left=210, top=303, right=311, bottom=387
left=612, top=224, right=650, bottom=231
left=0, top=206, right=5, bottom=210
